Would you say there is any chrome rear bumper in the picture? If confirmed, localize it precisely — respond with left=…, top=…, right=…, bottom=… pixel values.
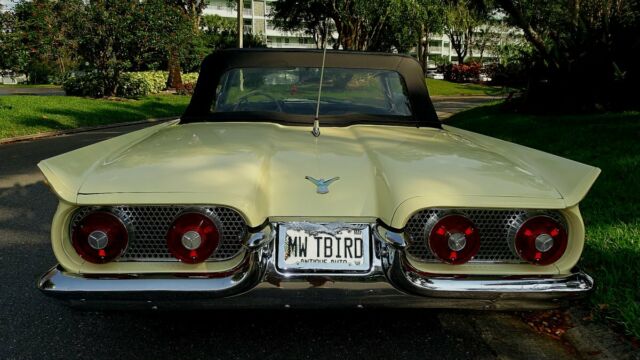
left=37, top=225, right=593, bottom=310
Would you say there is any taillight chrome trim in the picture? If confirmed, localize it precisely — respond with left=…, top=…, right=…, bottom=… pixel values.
left=424, top=214, right=481, bottom=265
left=69, top=205, right=248, bottom=262
left=166, top=209, right=223, bottom=264
left=509, top=214, right=569, bottom=265
left=405, top=208, right=567, bottom=264
left=70, top=210, right=131, bottom=264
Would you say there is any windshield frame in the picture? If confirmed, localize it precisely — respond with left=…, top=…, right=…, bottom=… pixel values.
left=214, top=67, right=413, bottom=118
left=182, top=49, right=441, bottom=128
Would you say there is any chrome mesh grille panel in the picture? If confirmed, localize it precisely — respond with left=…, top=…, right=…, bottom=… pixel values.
left=71, top=206, right=247, bottom=262
left=404, top=209, right=564, bottom=264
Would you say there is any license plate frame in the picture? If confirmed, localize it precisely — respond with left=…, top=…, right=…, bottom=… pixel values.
left=276, top=223, right=371, bottom=272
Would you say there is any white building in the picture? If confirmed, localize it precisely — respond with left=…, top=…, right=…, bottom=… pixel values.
left=424, top=14, right=523, bottom=67
left=205, top=0, right=315, bottom=49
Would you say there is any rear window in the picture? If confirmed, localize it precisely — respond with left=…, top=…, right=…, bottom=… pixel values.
left=214, top=67, right=412, bottom=117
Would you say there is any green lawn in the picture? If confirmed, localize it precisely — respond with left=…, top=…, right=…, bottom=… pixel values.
left=448, top=104, right=640, bottom=337
left=427, top=79, right=513, bottom=97
left=0, top=94, right=190, bottom=139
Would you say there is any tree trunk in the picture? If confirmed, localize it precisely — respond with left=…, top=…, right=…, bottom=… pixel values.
left=166, top=48, right=183, bottom=89
left=104, top=69, right=119, bottom=97
left=447, top=29, right=466, bottom=64
left=417, top=25, right=426, bottom=70
left=422, top=36, right=429, bottom=70
left=466, top=28, right=473, bottom=60
left=237, top=0, right=243, bottom=48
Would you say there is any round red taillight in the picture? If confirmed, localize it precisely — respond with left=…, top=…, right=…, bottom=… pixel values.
left=166, top=212, right=221, bottom=264
left=71, top=211, right=129, bottom=264
left=427, top=214, right=480, bottom=265
left=514, top=215, right=567, bottom=265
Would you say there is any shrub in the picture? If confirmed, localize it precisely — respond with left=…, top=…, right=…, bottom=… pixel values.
left=182, top=72, right=199, bottom=84
left=483, top=62, right=530, bottom=87
left=63, top=71, right=199, bottom=98
left=176, top=82, right=195, bottom=95
left=62, top=72, right=107, bottom=97
left=444, top=62, right=482, bottom=82
left=125, top=71, right=167, bottom=94
left=117, top=73, right=152, bottom=98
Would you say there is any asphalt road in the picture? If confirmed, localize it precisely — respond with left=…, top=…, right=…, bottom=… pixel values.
left=0, top=86, right=65, bottom=96
left=0, top=101, right=576, bottom=360
left=432, top=96, right=501, bottom=119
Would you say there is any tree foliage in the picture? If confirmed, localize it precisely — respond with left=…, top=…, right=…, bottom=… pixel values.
left=2, top=0, right=264, bottom=95
left=443, top=0, right=489, bottom=64
left=73, top=0, right=196, bottom=96
left=2, top=0, right=84, bottom=83
left=74, top=1, right=144, bottom=96
left=201, top=14, right=267, bottom=50
left=0, top=4, right=29, bottom=75
left=271, top=0, right=445, bottom=53
left=490, top=0, right=640, bottom=110
left=415, top=0, right=447, bottom=70
left=164, top=0, right=208, bottom=89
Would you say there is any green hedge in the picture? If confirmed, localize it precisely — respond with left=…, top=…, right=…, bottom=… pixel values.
left=63, top=71, right=199, bottom=98
left=182, top=72, right=199, bottom=84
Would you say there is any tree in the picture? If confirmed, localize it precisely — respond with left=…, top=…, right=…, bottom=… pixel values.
left=0, top=4, right=29, bottom=75
left=165, top=0, right=208, bottom=89
left=489, top=0, right=640, bottom=110
left=270, top=0, right=335, bottom=49
left=415, top=0, right=446, bottom=70
left=474, top=27, right=489, bottom=62
left=201, top=14, right=266, bottom=50
left=367, top=0, right=433, bottom=53
left=8, top=0, right=84, bottom=83
left=271, top=0, right=422, bottom=52
left=443, top=0, right=485, bottom=64
left=74, top=0, right=146, bottom=96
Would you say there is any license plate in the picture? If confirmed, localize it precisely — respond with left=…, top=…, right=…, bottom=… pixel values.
left=277, top=223, right=370, bottom=271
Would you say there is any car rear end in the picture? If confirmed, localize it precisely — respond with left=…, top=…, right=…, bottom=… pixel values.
left=38, top=201, right=593, bottom=310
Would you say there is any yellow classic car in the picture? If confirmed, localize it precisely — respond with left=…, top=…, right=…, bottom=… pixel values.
left=37, top=49, right=599, bottom=309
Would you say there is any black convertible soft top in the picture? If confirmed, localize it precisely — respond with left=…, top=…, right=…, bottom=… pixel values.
left=181, top=48, right=440, bottom=128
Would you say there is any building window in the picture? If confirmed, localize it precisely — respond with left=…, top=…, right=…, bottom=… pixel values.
left=285, top=38, right=290, bottom=44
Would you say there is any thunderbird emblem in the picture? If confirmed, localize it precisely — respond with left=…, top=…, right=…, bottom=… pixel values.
left=305, top=176, right=340, bottom=194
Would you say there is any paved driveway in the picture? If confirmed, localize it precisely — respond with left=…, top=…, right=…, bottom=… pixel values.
left=433, top=96, right=501, bottom=120
left=0, top=86, right=65, bottom=96
left=0, top=98, right=576, bottom=360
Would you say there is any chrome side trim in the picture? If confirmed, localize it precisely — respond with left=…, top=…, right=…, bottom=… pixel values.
left=373, top=225, right=407, bottom=249
left=37, top=223, right=593, bottom=309
left=245, top=223, right=275, bottom=250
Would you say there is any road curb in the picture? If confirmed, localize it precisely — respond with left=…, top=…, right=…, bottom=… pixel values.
left=430, top=95, right=506, bottom=101
left=562, top=307, right=640, bottom=359
left=0, top=116, right=178, bottom=145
